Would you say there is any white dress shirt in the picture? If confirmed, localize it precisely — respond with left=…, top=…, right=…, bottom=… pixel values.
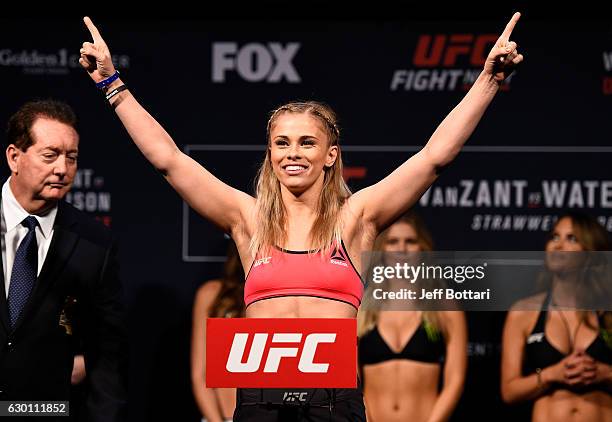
left=1, top=178, right=57, bottom=297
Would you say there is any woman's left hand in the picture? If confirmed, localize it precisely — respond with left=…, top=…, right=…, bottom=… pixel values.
left=79, top=16, right=117, bottom=83
left=580, top=354, right=611, bottom=386
left=484, top=12, right=524, bottom=83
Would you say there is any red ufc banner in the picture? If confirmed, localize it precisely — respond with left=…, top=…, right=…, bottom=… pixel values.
left=206, top=318, right=356, bottom=388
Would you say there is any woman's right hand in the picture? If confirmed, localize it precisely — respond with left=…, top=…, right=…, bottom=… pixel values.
left=79, top=16, right=116, bottom=83
left=544, top=350, right=595, bottom=387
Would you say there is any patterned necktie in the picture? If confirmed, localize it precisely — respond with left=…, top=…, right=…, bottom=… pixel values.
left=7, top=216, right=38, bottom=330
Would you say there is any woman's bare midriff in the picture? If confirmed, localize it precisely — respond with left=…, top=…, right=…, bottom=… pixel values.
left=245, top=296, right=358, bottom=318
left=532, top=389, right=612, bottom=422
left=363, top=360, right=441, bottom=422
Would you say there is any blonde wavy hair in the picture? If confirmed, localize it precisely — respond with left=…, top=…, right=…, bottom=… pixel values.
left=357, top=211, right=443, bottom=338
left=208, top=241, right=246, bottom=318
left=249, top=101, right=351, bottom=256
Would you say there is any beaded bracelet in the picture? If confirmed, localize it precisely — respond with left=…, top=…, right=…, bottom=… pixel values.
left=535, top=367, right=543, bottom=387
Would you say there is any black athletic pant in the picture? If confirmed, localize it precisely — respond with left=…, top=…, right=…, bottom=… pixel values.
left=233, top=385, right=366, bottom=421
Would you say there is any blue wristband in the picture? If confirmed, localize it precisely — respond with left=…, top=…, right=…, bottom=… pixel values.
left=96, top=70, right=120, bottom=90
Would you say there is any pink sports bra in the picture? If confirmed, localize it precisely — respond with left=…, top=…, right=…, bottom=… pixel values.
left=244, top=240, right=363, bottom=309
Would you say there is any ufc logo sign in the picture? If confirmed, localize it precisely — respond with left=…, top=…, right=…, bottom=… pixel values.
left=212, top=42, right=301, bottom=83
left=226, top=333, right=336, bottom=373
left=207, top=318, right=356, bottom=388
left=283, top=392, right=308, bottom=402
left=413, top=34, right=498, bottom=67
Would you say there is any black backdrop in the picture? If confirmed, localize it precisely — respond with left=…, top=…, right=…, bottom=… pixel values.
left=1, top=5, right=610, bottom=421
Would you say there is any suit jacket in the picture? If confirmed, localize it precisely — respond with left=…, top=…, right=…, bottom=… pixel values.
left=0, top=199, right=127, bottom=422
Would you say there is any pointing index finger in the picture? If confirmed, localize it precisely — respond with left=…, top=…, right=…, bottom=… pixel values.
left=500, top=12, right=521, bottom=42
left=83, top=16, right=104, bottom=44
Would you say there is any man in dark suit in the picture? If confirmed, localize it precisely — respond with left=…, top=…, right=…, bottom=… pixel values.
left=0, top=99, right=127, bottom=421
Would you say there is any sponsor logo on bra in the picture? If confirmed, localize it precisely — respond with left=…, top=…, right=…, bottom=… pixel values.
left=330, top=259, right=348, bottom=267
left=253, top=256, right=272, bottom=267
left=330, top=246, right=348, bottom=267
left=527, top=332, right=544, bottom=344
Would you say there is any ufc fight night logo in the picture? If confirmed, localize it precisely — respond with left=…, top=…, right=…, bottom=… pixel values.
left=206, top=318, right=356, bottom=387
left=212, top=42, right=301, bottom=83
left=412, top=34, right=498, bottom=67
left=391, top=33, right=515, bottom=91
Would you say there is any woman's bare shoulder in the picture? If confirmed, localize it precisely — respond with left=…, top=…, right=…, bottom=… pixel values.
left=509, top=291, right=547, bottom=313
left=195, top=279, right=223, bottom=303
